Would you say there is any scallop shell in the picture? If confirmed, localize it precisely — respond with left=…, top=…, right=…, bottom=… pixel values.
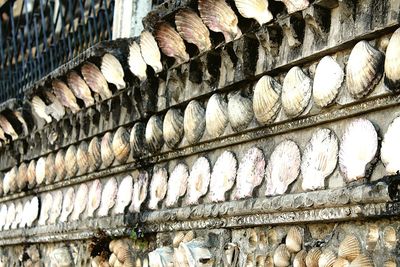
left=0, top=115, right=18, bottom=140
left=265, top=140, right=301, bottom=196
left=101, top=132, right=115, bottom=168
left=165, top=163, right=189, bottom=207
left=101, top=53, right=126, bottom=90
left=52, top=79, right=80, bottom=113
left=0, top=204, right=7, bottom=230
left=184, top=100, right=206, bottom=144
left=333, top=258, right=350, bottom=267
left=16, top=162, right=28, bottom=191
left=234, top=147, right=265, bottom=200
left=385, top=28, right=400, bottom=90
left=0, top=172, right=3, bottom=196
left=45, top=153, right=57, bottom=184
left=279, top=0, right=309, bottom=13
left=346, top=40, right=384, bottom=99
left=338, top=235, right=360, bottom=261
left=148, top=167, right=168, bottom=210
left=282, top=66, right=312, bottom=118
left=130, top=122, right=146, bottom=158
left=3, top=167, right=17, bottom=195
left=273, top=244, right=290, bottom=267
left=112, top=127, right=131, bottom=163
left=187, top=157, right=211, bottom=205
left=339, top=119, right=378, bottom=182
left=65, top=145, right=78, bottom=178
left=301, top=128, right=339, bottom=191
left=77, top=141, right=90, bottom=175
left=286, top=226, right=303, bottom=253
left=35, top=157, right=46, bottom=186
left=253, top=75, right=281, bottom=125
left=349, top=254, right=373, bottom=267
left=319, top=250, right=336, bottom=267
left=21, top=199, right=30, bottom=228
left=88, top=136, right=102, bottom=171
left=49, top=190, right=63, bottom=224
left=198, top=0, right=242, bottom=42
left=228, top=92, right=254, bottom=132
left=5, top=202, right=15, bottom=230
left=12, top=201, right=23, bottom=229
left=98, top=178, right=118, bottom=217
left=60, top=187, right=75, bottom=222
left=31, top=96, right=52, bottom=123
left=81, top=62, right=112, bottom=100
left=140, top=31, right=163, bottom=73
left=130, top=171, right=149, bottom=213
left=87, top=179, right=102, bottom=218
left=66, top=70, right=95, bottom=107
left=306, top=248, right=322, bottom=267
left=209, top=151, right=237, bottom=202
left=27, top=160, right=36, bottom=189
left=71, top=183, right=88, bottom=221
left=39, top=193, right=53, bottom=225
left=55, top=150, right=66, bottom=182
left=234, top=0, right=273, bottom=25
left=313, top=56, right=344, bottom=107
left=45, top=91, right=66, bottom=121
left=27, top=196, right=39, bottom=227
left=206, top=94, right=228, bottom=138
left=114, top=175, right=133, bottom=214
left=381, top=116, right=400, bottom=174
left=163, top=109, right=184, bottom=149
left=175, top=8, right=212, bottom=53
left=155, top=22, right=189, bottom=64
left=293, top=250, right=307, bottom=267
left=128, top=41, right=147, bottom=82
left=146, top=115, right=164, bottom=153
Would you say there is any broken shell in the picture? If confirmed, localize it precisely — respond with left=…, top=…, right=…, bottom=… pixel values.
left=55, top=150, right=66, bottom=182
left=130, top=122, right=146, bottom=158
left=187, top=157, right=211, bottom=205
left=45, top=153, right=56, bottom=184
left=163, top=109, right=184, bottom=149
left=175, top=8, right=212, bottom=53
left=112, top=127, right=131, bottom=163
left=234, top=147, right=265, bottom=199
left=293, top=250, right=307, bottom=267
left=332, top=258, right=350, bottom=267
left=71, top=183, right=88, bottom=221
left=49, top=190, right=63, bottom=224
left=146, top=115, right=164, bottom=152
left=27, top=160, right=36, bottom=189
left=148, top=167, right=168, bottom=210
left=381, top=116, right=400, bottom=174
left=228, top=92, right=254, bottom=132
left=313, top=56, right=344, bottom=107
left=286, top=226, right=303, bottom=253
left=101, top=132, right=115, bottom=168
left=306, top=248, right=322, bottom=267
left=129, top=171, right=149, bottom=213
left=35, top=157, right=46, bottom=186
left=52, top=79, right=80, bottom=113
left=77, top=141, right=90, bottom=175
left=346, top=40, right=384, bottom=99
left=338, top=235, right=361, bottom=261
left=101, top=53, right=126, bottom=90
left=114, top=175, right=133, bottom=214
left=198, top=0, right=242, bottom=42
left=65, top=145, right=78, bottom=178
left=301, top=128, right=339, bottom=191
left=39, top=193, right=52, bottom=225
left=128, top=41, right=147, bottom=81
left=253, top=75, right=281, bottom=125
left=140, top=31, right=163, bottom=73
left=349, top=254, right=374, bottom=267
left=66, top=70, right=95, bottom=107
left=88, top=136, right=102, bottom=171
left=282, top=66, right=312, bottom=118
left=206, top=93, right=228, bottom=138
left=87, top=179, right=102, bottom=218
left=155, top=22, right=189, bottom=64
left=279, top=0, right=309, bottom=13
left=60, top=187, right=75, bottom=222
left=184, top=100, right=206, bottom=144
left=165, top=163, right=189, bottom=207
left=319, top=250, right=337, bottom=267
left=339, top=119, right=378, bottom=182
left=273, top=244, right=291, bottom=267
left=98, top=178, right=118, bottom=217
left=81, top=62, right=112, bottom=100
left=265, top=140, right=301, bottom=196
left=16, top=162, right=28, bottom=191
left=234, top=0, right=273, bottom=25
left=209, top=151, right=238, bottom=202
left=385, top=28, right=400, bottom=90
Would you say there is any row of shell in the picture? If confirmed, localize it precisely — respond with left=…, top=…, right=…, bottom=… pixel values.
left=0, top=196, right=38, bottom=230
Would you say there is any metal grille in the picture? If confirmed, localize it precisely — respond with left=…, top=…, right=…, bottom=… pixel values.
left=0, top=0, right=114, bottom=103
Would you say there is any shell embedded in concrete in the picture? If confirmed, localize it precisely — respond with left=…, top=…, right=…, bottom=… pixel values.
left=338, top=235, right=361, bottom=261
left=293, top=250, right=307, bottom=267
left=77, top=141, right=90, bottom=175
left=0, top=204, right=7, bottom=230
left=206, top=93, right=228, bottom=138
left=88, top=136, right=102, bottom=171
left=234, top=0, right=273, bottom=25
left=128, top=41, right=147, bottom=82
left=101, top=132, right=115, bottom=168
left=306, top=248, right=322, bottom=267
left=3, top=166, right=17, bottom=195
left=187, top=157, right=211, bottom=205
left=35, top=157, right=46, bottom=186
left=55, top=149, right=66, bottom=182
left=45, top=153, right=56, bottom=184
left=148, top=167, right=168, bottom=210
left=130, top=122, right=147, bottom=158
left=273, top=244, right=291, bottom=267
left=184, top=100, right=206, bottom=144
left=348, top=254, right=373, bottom=267
left=65, top=145, right=78, bottom=178
left=11, top=201, right=22, bottom=229
left=60, top=187, right=75, bottom=222
left=27, top=160, right=37, bottom=189
left=16, top=162, right=28, bottom=191
left=27, top=196, right=39, bottom=227
left=165, top=163, right=189, bottom=208
left=71, top=183, right=88, bottom=221
left=163, top=108, right=184, bottom=149
left=87, top=179, right=102, bottom=218
left=114, top=175, right=133, bottom=214
left=209, top=151, right=237, bottom=202
left=155, top=22, right=189, bottom=64
left=253, top=75, right=281, bottom=125
left=318, top=249, right=336, bottom=267
left=98, top=178, right=118, bottom=217
left=44, top=91, right=66, bottom=121
left=52, top=79, right=80, bottom=114
left=140, top=31, right=163, bottom=74
left=49, top=190, right=63, bottom=224
left=112, top=127, right=131, bottom=163
left=286, top=226, right=303, bottom=253
left=279, top=0, right=309, bottom=13
left=31, top=96, right=52, bottom=123
left=39, top=193, right=53, bottom=225
left=81, top=62, right=112, bottom=100
left=332, top=257, right=350, bottom=267
left=385, top=28, right=400, bottom=90
left=4, top=202, right=15, bottom=230
left=228, top=92, right=254, bottom=132
left=148, top=247, right=174, bottom=267
left=129, top=171, right=149, bottom=213
left=66, top=70, right=95, bottom=107
left=381, top=116, right=400, bottom=174
left=146, top=115, right=164, bottom=153
left=101, top=53, right=126, bottom=90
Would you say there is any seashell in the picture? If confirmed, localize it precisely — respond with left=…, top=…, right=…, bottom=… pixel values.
left=31, top=96, right=52, bottom=123
left=182, top=231, right=195, bottom=243
left=187, top=157, right=211, bottom=205
left=234, top=147, right=265, bottom=199
left=301, top=128, right=339, bottom=191
left=27, top=196, right=39, bottom=227
left=179, top=239, right=212, bottom=266
left=55, top=150, right=66, bottom=182
left=365, top=224, right=379, bottom=251
left=114, top=175, right=133, bottom=214
left=148, top=167, right=168, bottom=210
left=0, top=115, right=18, bottom=140
left=339, top=119, right=378, bottom=182
left=112, top=127, right=131, bottom=163
left=65, top=145, right=78, bottom=178
left=383, top=260, right=396, bottom=267
left=115, top=246, right=132, bottom=262
left=88, top=136, right=102, bottom=171
left=278, top=0, right=309, bottom=13
left=346, top=40, right=384, bottom=99
left=285, top=226, right=303, bottom=253
left=5, top=202, right=15, bottom=230
left=163, top=109, right=184, bottom=149
left=50, top=246, right=73, bottom=267
left=173, top=232, right=186, bottom=248
left=338, top=235, right=361, bottom=261
left=293, top=250, right=307, bottom=267
left=39, top=193, right=53, bottom=225
left=12, top=201, right=23, bottom=229
left=381, top=116, right=400, bottom=174
left=319, top=250, right=337, bottom=267
left=385, top=28, right=400, bottom=90
left=128, top=41, right=147, bottom=81
left=165, top=163, right=189, bottom=207
left=60, top=187, right=75, bottom=222
left=77, top=141, right=90, bottom=175
left=45, top=153, right=56, bottom=184
left=175, top=8, right=212, bottom=53
left=313, top=56, right=344, bottom=107
left=87, top=179, right=102, bottom=218
left=305, top=248, right=322, bottom=267
left=109, top=253, right=118, bottom=266
left=13, top=111, right=28, bottom=136
left=101, top=132, right=115, bottom=168
left=49, top=190, right=63, bottom=224
left=253, top=75, right=281, bottom=125
left=16, top=162, right=28, bottom=191
left=198, top=0, right=242, bottom=42
left=332, top=258, right=350, bottom=267
left=81, top=62, right=112, bottom=100
left=101, top=53, right=125, bottom=90
left=140, top=31, right=163, bottom=73
left=35, top=157, right=46, bottom=186
left=146, top=115, right=164, bottom=152
left=206, top=93, right=228, bottom=138
left=20, top=199, right=30, bottom=228
left=348, top=254, right=374, bottom=267
left=273, top=244, right=291, bottom=267
left=282, top=66, right=312, bottom=118
left=130, top=122, right=146, bottom=158
left=98, top=178, right=118, bottom=217
left=66, top=70, right=95, bottom=107
left=129, top=171, right=149, bottom=213
left=227, top=92, right=254, bottom=132
left=148, top=247, right=174, bottom=267
left=71, top=183, right=88, bottom=221
left=209, top=151, right=237, bottom=202
left=3, top=166, right=17, bottom=194
left=0, top=204, right=6, bottom=230
left=383, top=226, right=397, bottom=249
left=27, top=160, right=36, bottom=189
left=234, top=0, right=273, bottom=25
left=224, top=243, right=239, bottom=267
left=265, top=140, right=301, bottom=196
left=184, top=100, right=206, bottom=144
left=155, top=22, right=189, bottom=64
left=44, top=91, right=66, bottom=121
left=52, top=79, right=80, bottom=113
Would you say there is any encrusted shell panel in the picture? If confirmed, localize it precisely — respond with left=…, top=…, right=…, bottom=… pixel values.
left=140, top=31, right=163, bottom=73
left=128, top=41, right=147, bottom=82
left=55, top=150, right=66, bottom=182
left=101, top=132, right=115, bottom=168
left=209, top=151, right=237, bottom=202
left=88, top=137, right=102, bottom=171
left=71, top=183, right=88, bottom=221
left=165, top=163, right=189, bottom=207
left=146, top=115, right=164, bottom=152
left=65, top=145, right=78, bottom=178
left=60, top=187, right=75, bottom=222
left=148, top=167, right=168, bottom=210
left=206, top=93, right=228, bottom=138
left=187, top=157, right=211, bottom=205
left=163, top=109, right=184, bottom=149
left=114, top=175, right=133, bottom=214
left=253, top=75, right=281, bottom=125
left=87, top=179, right=102, bottom=218
left=130, top=171, right=149, bottom=213
left=385, top=28, right=400, bottom=90
left=81, top=62, right=112, bottom=100
left=98, top=178, right=118, bottom=217
left=66, top=70, right=95, bottom=107
left=228, top=92, right=254, bottom=132
left=381, top=116, right=400, bottom=174
left=101, top=53, right=126, bottom=90
left=112, top=127, right=131, bottom=163
left=234, top=0, right=273, bottom=25
left=155, top=22, right=189, bottom=64
left=184, top=100, right=206, bottom=144
left=130, top=122, right=146, bottom=157
left=77, top=141, right=90, bottom=175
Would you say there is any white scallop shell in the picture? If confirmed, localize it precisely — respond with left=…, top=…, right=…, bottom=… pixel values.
left=49, top=190, right=63, bottom=224
left=282, top=67, right=312, bottom=117
left=228, top=92, right=254, bottom=132
left=21, top=199, right=31, bottom=228
left=11, top=201, right=23, bottom=229
left=26, top=196, right=39, bottom=227
left=381, top=116, right=400, bottom=174
left=71, top=183, right=88, bottom=221
left=98, top=178, right=118, bottom=217
left=4, top=202, right=15, bottom=230
left=146, top=115, right=164, bottom=152
left=301, top=129, right=339, bottom=191
left=206, top=94, right=228, bottom=138
left=0, top=204, right=7, bottom=230
left=129, top=171, right=149, bottom=213
left=385, top=28, right=400, bottom=90
left=339, top=119, right=378, bottom=182
left=184, top=100, right=206, bottom=144
left=187, top=157, right=211, bottom=205
left=148, top=167, right=168, bottom=210
left=35, top=157, right=46, bottom=186
left=3, top=167, right=17, bottom=195
left=101, top=53, right=126, bottom=90
left=209, top=151, right=237, bottom=202
left=163, top=109, right=184, bottom=149
left=39, top=193, right=53, bottom=225
left=265, top=140, right=301, bottom=196
left=165, top=164, right=189, bottom=207
left=129, top=41, right=147, bottom=81
left=253, top=75, right=281, bottom=125
left=313, top=56, right=344, bottom=107
left=60, top=187, right=75, bottom=222
left=87, top=179, right=102, bottom=218
left=114, top=175, right=133, bottom=214
left=234, top=0, right=273, bottom=25
left=140, top=31, right=163, bottom=73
